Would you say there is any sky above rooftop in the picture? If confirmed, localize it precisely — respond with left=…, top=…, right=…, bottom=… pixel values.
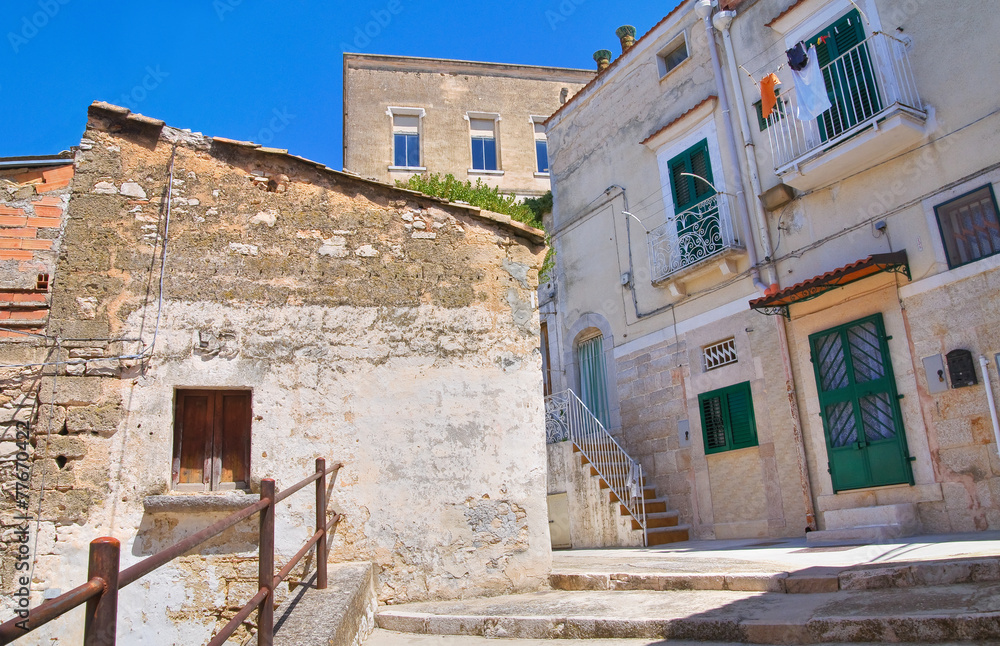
left=1, top=0, right=683, bottom=169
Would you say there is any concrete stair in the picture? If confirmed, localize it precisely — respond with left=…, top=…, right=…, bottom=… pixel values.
left=807, top=503, right=920, bottom=544
left=575, top=443, right=689, bottom=546
left=375, top=580, right=1000, bottom=643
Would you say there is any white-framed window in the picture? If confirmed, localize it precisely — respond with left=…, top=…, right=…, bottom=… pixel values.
left=531, top=116, right=549, bottom=175
left=387, top=106, right=425, bottom=170
left=466, top=112, right=501, bottom=173
left=656, top=33, right=688, bottom=78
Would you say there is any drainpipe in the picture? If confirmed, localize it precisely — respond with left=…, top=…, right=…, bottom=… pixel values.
left=712, top=9, right=777, bottom=286
left=694, top=0, right=767, bottom=294
left=979, top=356, right=1000, bottom=457
left=700, top=1, right=817, bottom=531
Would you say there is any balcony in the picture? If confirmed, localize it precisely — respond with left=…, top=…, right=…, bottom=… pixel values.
left=765, top=32, right=927, bottom=191
left=648, top=192, right=742, bottom=285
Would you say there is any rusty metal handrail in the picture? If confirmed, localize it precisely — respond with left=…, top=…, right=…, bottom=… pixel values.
left=0, top=459, right=343, bottom=646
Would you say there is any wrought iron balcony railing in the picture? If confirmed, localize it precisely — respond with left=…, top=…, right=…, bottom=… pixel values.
left=648, top=192, right=741, bottom=283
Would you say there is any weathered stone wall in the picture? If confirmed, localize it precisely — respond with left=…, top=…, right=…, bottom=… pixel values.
left=0, top=103, right=549, bottom=643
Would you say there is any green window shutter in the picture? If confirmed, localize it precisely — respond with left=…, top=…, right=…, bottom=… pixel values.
left=725, top=384, right=758, bottom=449
left=667, top=139, right=714, bottom=214
left=699, top=381, right=758, bottom=454
left=670, top=159, right=692, bottom=209
left=701, top=395, right=727, bottom=451
left=807, top=9, right=880, bottom=140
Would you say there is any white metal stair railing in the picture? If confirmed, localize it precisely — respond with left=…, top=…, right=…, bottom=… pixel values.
left=545, top=389, right=648, bottom=546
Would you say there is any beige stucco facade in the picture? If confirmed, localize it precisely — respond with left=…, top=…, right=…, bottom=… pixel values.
left=0, top=102, right=551, bottom=643
left=343, top=54, right=592, bottom=198
left=544, top=0, right=1000, bottom=542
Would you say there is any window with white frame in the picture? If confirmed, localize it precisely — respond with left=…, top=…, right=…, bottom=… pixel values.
left=656, top=34, right=688, bottom=78
left=468, top=113, right=499, bottom=172
left=388, top=107, right=424, bottom=169
left=532, top=117, right=549, bottom=174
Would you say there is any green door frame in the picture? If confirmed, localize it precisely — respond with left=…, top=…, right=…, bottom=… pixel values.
left=809, top=313, right=914, bottom=492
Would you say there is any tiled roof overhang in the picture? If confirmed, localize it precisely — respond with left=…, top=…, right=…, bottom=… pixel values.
left=749, top=250, right=911, bottom=317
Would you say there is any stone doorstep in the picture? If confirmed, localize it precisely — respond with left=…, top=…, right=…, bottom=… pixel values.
left=549, top=556, right=1000, bottom=595
left=375, top=608, right=1000, bottom=643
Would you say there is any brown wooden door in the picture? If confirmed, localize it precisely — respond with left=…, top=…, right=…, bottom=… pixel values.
left=173, top=390, right=251, bottom=490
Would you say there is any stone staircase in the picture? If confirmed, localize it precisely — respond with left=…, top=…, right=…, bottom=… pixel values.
left=574, top=443, right=689, bottom=546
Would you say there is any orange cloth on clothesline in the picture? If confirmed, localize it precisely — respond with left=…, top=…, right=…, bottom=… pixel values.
left=760, top=73, right=781, bottom=119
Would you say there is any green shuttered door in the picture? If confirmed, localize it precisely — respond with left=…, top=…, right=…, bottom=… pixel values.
left=810, top=314, right=913, bottom=492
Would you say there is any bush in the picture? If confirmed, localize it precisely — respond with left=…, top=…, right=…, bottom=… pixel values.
left=396, top=173, right=544, bottom=230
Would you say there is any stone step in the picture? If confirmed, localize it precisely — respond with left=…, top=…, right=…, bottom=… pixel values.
left=363, top=629, right=946, bottom=646
left=809, top=504, right=919, bottom=544
left=548, top=556, right=1000, bottom=596
left=633, top=510, right=680, bottom=530
left=375, top=583, right=1000, bottom=643
left=625, top=498, right=668, bottom=514
left=647, top=524, right=690, bottom=545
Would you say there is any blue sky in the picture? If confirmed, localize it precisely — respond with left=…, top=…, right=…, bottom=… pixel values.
left=1, top=0, right=682, bottom=169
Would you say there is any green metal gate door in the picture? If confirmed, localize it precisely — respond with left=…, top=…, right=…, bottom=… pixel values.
left=809, top=314, right=913, bottom=492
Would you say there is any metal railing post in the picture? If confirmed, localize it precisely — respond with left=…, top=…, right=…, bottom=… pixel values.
left=258, top=479, right=275, bottom=646
left=83, top=537, right=120, bottom=646
left=315, top=458, right=328, bottom=590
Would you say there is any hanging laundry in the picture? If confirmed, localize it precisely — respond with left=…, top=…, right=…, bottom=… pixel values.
left=760, top=73, right=781, bottom=119
left=792, top=45, right=832, bottom=121
left=786, top=42, right=808, bottom=71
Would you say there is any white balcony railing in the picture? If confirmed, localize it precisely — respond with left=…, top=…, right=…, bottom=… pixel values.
left=648, top=192, right=741, bottom=283
left=766, top=32, right=925, bottom=172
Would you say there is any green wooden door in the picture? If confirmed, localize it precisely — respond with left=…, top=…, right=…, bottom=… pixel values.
left=809, top=314, right=913, bottom=492
left=808, top=9, right=882, bottom=141
left=578, top=335, right=611, bottom=429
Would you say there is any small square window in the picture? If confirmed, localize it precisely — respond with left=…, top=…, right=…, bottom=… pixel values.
left=172, top=389, right=251, bottom=491
left=657, top=35, right=688, bottom=78
left=698, top=381, right=757, bottom=454
left=935, top=185, right=1000, bottom=269
left=703, top=338, right=737, bottom=370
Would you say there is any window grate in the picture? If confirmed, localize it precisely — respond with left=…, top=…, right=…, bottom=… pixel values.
left=703, top=338, right=737, bottom=371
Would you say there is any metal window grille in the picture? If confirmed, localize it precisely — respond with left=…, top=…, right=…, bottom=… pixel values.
left=703, top=338, right=737, bottom=371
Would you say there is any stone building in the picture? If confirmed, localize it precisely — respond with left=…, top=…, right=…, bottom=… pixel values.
left=0, top=101, right=549, bottom=643
left=544, top=0, right=1000, bottom=545
left=342, top=53, right=592, bottom=198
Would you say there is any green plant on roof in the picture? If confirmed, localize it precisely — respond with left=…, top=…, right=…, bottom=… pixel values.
left=396, top=173, right=546, bottom=231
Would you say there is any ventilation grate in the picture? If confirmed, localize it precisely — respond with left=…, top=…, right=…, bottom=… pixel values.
left=703, top=338, right=738, bottom=370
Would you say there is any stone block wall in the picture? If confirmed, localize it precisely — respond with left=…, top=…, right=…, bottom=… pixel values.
left=0, top=102, right=550, bottom=644
left=901, top=266, right=1000, bottom=532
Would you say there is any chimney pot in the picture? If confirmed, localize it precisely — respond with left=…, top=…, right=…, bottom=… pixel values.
left=593, top=49, right=613, bottom=72
left=616, top=25, right=637, bottom=52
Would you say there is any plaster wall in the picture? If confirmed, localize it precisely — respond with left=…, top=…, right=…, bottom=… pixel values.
left=0, top=104, right=550, bottom=643
left=546, top=442, right=641, bottom=548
